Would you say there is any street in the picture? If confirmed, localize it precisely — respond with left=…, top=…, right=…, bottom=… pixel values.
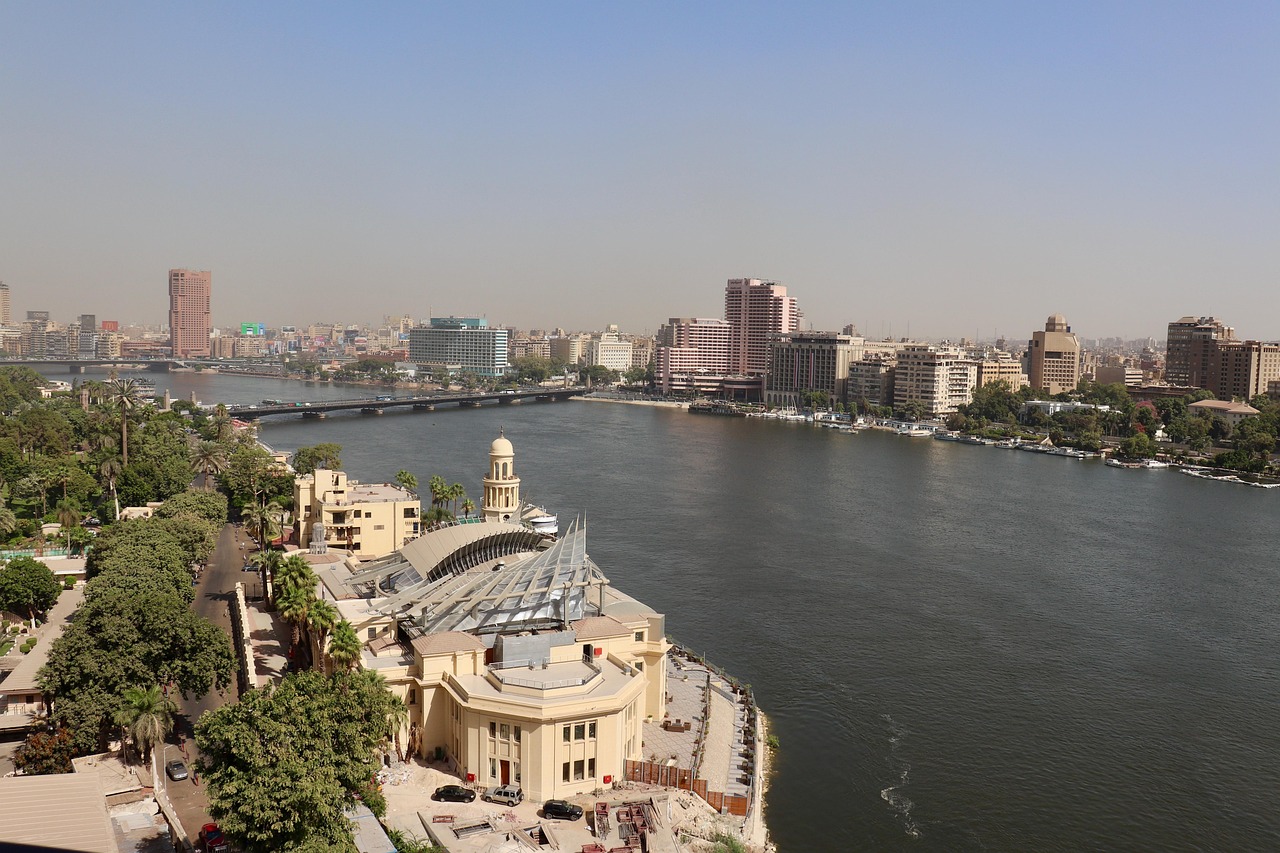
left=165, top=521, right=258, bottom=840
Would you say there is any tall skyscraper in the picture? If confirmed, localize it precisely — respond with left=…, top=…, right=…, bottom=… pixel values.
left=1027, top=314, right=1082, bottom=395
left=1164, top=316, right=1234, bottom=387
left=168, top=269, right=212, bottom=357
left=0, top=282, right=10, bottom=327
left=723, top=278, right=801, bottom=376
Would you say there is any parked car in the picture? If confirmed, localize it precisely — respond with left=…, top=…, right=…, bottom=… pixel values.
left=482, top=784, right=524, bottom=807
left=165, top=759, right=189, bottom=781
left=242, top=563, right=257, bottom=572
left=199, top=822, right=230, bottom=852
left=542, top=799, right=584, bottom=820
left=432, top=784, right=477, bottom=803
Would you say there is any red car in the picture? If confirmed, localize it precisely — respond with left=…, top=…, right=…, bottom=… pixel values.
left=199, top=823, right=230, bottom=852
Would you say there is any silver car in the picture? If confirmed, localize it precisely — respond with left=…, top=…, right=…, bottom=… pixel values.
left=482, top=784, right=523, bottom=806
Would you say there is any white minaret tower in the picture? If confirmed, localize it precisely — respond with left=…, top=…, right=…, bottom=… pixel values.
left=482, top=430, right=521, bottom=523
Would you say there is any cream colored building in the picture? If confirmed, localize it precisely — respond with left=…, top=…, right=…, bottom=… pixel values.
left=329, top=437, right=670, bottom=802
left=294, top=469, right=420, bottom=559
left=977, top=352, right=1029, bottom=390
left=893, top=344, right=978, bottom=417
left=1028, top=314, right=1082, bottom=394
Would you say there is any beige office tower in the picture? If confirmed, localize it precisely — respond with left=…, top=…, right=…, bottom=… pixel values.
left=168, top=269, right=211, bottom=357
left=0, top=282, right=10, bottom=326
left=1027, top=314, right=1082, bottom=395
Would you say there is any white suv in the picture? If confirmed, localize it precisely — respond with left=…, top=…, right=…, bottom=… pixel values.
left=483, top=785, right=524, bottom=807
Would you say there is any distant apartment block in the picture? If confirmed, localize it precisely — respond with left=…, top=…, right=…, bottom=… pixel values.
left=1027, top=314, right=1081, bottom=395
left=168, top=268, right=212, bottom=357
left=848, top=355, right=897, bottom=408
left=630, top=337, right=654, bottom=369
left=95, top=332, right=124, bottom=359
left=765, top=332, right=864, bottom=408
left=1093, top=365, right=1143, bottom=387
left=976, top=352, right=1029, bottom=390
left=408, top=317, right=509, bottom=378
left=654, top=317, right=732, bottom=396
left=724, top=278, right=801, bottom=376
left=586, top=327, right=634, bottom=373
left=1165, top=316, right=1234, bottom=387
left=0, top=282, right=10, bottom=327
left=893, top=344, right=978, bottom=417
left=294, top=469, right=420, bottom=560
left=1199, top=339, right=1280, bottom=400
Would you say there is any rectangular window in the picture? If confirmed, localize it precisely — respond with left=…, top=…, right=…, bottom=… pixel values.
left=367, top=627, right=376, bottom=640
left=514, top=725, right=521, bottom=741
left=489, top=758, right=496, bottom=778
left=588, top=758, right=596, bottom=778
left=574, top=723, right=586, bottom=741
left=500, top=723, right=510, bottom=740
left=490, top=722, right=497, bottom=739
left=373, top=524, right=385, bottom=531
left=409, top=689, right=416, bottom=705
left=562, top=726, right=571, bottom=743
left=562, top=762, right=571, bottom=783
left=574, top=759, right=585, bottom=781
left=634, top=631, right=645, bottom=642
left=588, top=722, right=597, bottom=739
left=515, top=761, right=521, bottom=783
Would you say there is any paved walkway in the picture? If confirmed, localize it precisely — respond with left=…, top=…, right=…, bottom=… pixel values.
left=246, top=598, right=290, bottom=685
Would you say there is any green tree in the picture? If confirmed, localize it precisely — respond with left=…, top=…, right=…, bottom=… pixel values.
left=113, top=684, right=177, bottom=764
left=1119, top=432, right=1157, bottom=459
left=155, top=488, right=228, bottom=525
left=195, top=670, right=401, bottom=852
left=394, top=470, right=417, bottom=493
left=291, top=443, right=343, bottom=476
left=55, top=498, right=80, bottom=551
left=0, top=556, right=61, bottom=624
left=460, top=497, right=475, bottom=519
left=105, top=378, right=143, bottom=467
left=328, top=620, right=362, bottom=673
left=190, top=440, right=228, bottom=488
left=241, top=500, right=285, bottom=548
left=307, top=599, right=339, bottom=675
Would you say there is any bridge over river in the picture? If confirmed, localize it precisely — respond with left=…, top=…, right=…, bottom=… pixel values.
left=226, top=386, right=587, bottom=419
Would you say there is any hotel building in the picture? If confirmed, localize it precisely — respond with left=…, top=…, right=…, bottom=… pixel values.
left=1165, top=316, right=1234, bottom=387
left=724, top=278, right=801, bottom=377
left=168, top=268, right=212, bottom=358
left=1027, top=314, right=1082, bottom=395
left=409, top=318, right=509, bottom=378
left=893, top=344, right=978, bottom=417
left=765, top=332, right=864, bottom=408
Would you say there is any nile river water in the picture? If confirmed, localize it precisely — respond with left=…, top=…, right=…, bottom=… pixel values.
left=68, top=370, right=1280, bottom=851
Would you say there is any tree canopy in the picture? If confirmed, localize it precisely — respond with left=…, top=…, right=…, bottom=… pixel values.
left=196, top=670, right=403, bottom=852
left=0, top=556, right=60, bottom=623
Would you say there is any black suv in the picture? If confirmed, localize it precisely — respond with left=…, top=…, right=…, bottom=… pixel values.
left=542, top=799, right=584, bottom=820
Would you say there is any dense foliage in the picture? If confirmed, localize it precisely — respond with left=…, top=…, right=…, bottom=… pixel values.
left=196, top=670, right=404, bottom=853
left=0, top=556, right=61, bottom=622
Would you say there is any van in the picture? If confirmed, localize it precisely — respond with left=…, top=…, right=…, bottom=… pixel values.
left=482, top=785, right=524, bottom=807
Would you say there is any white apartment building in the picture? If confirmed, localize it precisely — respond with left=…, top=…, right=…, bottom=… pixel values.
left=893, top=344, right=979, bottom=417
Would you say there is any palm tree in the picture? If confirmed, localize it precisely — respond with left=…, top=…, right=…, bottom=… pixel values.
left=241, top=500, right=284, bottom=547
left=105, top=378, right=142, bottom=466
left=98, top=456, right=122, bottom=521
left=307, top=599, right=339, bottom=675
left=394, top=470, right=417, bottom=493
left=386, top=689, right=410, bottom=762
left=427, top=475, right=448, bottom=511
left=276, top=554, right=318, bottom=599
left=460, top=497, right=475, bottom=519
left=276, top=586, right=313, bottom=656
left=210, top=404, right=233, bottom=441
left=189, top=440, right=227, bottom=489
left=448, top=483, right=466, bottom=517
left=55, top=499, right=79, bottom=551
left=328, top=619, right=363, bottom=673
left=112, top=685, right=176, bottom=765
left=251, top=549, right=284, bottom=604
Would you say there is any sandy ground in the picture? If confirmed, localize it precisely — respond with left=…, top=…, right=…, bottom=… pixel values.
left=576, top=396, right=688, bottom=409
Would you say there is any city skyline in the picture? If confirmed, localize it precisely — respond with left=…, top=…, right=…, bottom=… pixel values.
left=1, top=3, right=1277, bottom=339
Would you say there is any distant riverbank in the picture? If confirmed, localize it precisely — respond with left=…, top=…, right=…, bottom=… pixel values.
left=577, top=395, right=687, bottom=409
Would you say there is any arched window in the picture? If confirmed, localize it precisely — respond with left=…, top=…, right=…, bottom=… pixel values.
left=502, top=462, right=509, bottom=477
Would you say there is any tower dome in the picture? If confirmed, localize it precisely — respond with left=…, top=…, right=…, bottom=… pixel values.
left=483, top=431, right=520, bottom=523
left=1046, top=314, right=1068, bottom=332
left=490, top=435, right=514, bottom=456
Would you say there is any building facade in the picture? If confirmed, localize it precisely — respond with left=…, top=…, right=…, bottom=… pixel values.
left=1165, top=316, right=1234, bottom=387
left=332, top=437, right=670, bottom=803
left=893, top=344, right=978, bottom=417
left=168, top=268, right=212, bottom=358
left=408, top=318, right=509, bottom=378
left=1027, top=314, right=1081, bottom=394
left=847, top=355, right=897, bottom=408
left=0, top=281, right=10, bottom=327
left=976, top=352, right=1029, bottom=390
left=654, top=317, right=732, bottom=396
left=724, top=278, right=800, bottom=377
left=294, top=469, right=420, bottom=559
left=764, top=332, right=863, bottom=408
left=1199, top=339, right=1280, bottom=401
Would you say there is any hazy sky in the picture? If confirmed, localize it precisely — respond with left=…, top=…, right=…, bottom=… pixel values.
left=2, top=2, right=1277, bottom=340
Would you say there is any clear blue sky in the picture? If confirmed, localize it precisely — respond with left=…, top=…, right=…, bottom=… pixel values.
left=2, top=2, right=1276, bottom=340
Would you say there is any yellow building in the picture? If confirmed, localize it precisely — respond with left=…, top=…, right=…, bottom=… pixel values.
left=294, top=469, right=420, bottom=559
left=329, top=437, right=670, bottom=802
